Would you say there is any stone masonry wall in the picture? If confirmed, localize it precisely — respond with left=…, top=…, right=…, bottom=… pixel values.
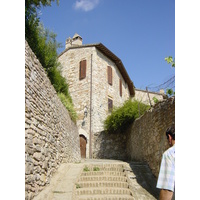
left=134, top=88, right=165, bottom=106
left=92, top=131, right=128, bottom=160
left=92, top=97, right=175, bottom=178
left=126, top=97, right=175, bottom=177
left=25, top=41, right=81, bottom=200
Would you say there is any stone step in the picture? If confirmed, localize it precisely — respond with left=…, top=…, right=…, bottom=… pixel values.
left=76, top=194, right=135, bottom=200
left=87, top=164, right=124, bottom=168
left=78, top=181, right=129, bottom=188
left=79, top=176, right=127, bottom=182
left=81, top=171, right=125, bottom=177
left=83, top=165, right=124, bottom=172
left=75, top=187, right=134, bottom=196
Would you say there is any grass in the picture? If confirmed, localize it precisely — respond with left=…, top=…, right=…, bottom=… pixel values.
left=75, top=183, right=81, bottom=189
left=93, top=166, right=100, bottom=171
left=58, top=93, right=77, bottom=122
left=83, top=166, right=90, bottom=172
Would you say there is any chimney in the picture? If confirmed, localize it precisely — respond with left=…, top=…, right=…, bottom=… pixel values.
left=65, top=37, right=72, bottom=49
left=160, top=89, right=165, bottom=94
left=72, top=33, right=83, bottom=46
left=65, top=33, right=83, bottom=49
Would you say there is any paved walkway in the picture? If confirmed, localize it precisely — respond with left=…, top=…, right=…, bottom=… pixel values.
left=33, top=159, right=159, bottom=200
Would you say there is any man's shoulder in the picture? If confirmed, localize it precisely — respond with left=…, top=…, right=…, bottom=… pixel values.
left=164, top=145, right=175, bottom=158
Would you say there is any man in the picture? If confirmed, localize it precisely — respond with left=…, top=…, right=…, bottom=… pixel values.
left=156, top=124, right=175, bottom=200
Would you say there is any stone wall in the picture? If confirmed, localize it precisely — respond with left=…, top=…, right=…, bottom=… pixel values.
left=92, top=131, right=128, bottom=160
left=25, top=40, right=81, bottom=200
left=92, top=97, right=175, bottom=178
left=126, top=97, right=175, bottom=177
left=134, top=88, right=165, bottom=106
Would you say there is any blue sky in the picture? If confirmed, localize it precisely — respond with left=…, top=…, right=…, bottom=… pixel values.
left=39, top=0, right=175, bottom=91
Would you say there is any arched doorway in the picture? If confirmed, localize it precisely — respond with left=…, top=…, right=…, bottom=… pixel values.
left=79, top=135, right=87, bottom=158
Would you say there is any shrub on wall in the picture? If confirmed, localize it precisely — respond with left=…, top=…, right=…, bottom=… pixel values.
left=58, top=93, right=77, bottom=122
left=104, top=100, right=150, bottom=133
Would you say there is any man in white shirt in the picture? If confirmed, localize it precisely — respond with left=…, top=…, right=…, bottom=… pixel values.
left=156, top=124, right=175, bottom=200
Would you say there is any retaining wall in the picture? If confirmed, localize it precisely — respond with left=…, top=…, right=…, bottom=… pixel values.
left=25, top=40, right=81, bottom=200
left=93, top=97, right=175, bottom=178
left=92, top=131, right=128, bottom=160
left=126, top=97, right=175, bottom=177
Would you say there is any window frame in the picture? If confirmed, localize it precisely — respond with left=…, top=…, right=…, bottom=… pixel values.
left=119, top=78, right=122, bottom=97
left=107, top=66, right=112, bottom=85
left=79, top=60, right=86, bottom=80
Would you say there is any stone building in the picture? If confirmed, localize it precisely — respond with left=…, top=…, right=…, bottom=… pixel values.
left=134, top=88, right=166, bottom=106
left=58, top=33, right=135, bottom=158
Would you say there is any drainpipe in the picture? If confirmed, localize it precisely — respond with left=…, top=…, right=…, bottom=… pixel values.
left=89, top=54, right=93, bottom=159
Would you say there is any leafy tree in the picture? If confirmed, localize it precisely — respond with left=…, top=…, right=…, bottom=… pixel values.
left=25, top=0, right=61, bottom=71
left=153, top=97, right=159, bottom=103
left=165, top=56, right=175, bottom=67
left=104, top=100, right=150, bottom=134
left=165, top=56, right=175, bottom=96
left=166, top=89, right=175, bottom=96
left=25, top=0, right=77, bottom=122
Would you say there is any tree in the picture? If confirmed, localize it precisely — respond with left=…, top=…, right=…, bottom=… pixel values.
left=25, top=0, right=77, bottom=122
left=25, top=0, right=61, bottom=71
left=165, top=56, right=175, bottom=96
left=165, top=56, right=175, bottom=67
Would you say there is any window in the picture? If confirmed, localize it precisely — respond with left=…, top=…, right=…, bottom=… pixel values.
left=107, top=66, right=112, bottom=85
left=79, top=60, right=86, bottom=80
left=119, top=79, right=122, bottom=97
left=108, top=98, right=113, bottom=111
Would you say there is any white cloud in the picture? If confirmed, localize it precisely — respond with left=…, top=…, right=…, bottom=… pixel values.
left=74, top=0, right=100, bottom=12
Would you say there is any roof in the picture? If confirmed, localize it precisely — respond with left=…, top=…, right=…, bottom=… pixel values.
left=58, top=43, right=135, bottom=96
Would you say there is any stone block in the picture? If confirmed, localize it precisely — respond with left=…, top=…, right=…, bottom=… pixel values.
left=25, top=162, right=34, bottom=175
left=33, top=152, right=43, bottom=161
left=25, top=175, right=34, bottom=184
left=34, top=174, right=40, bottom=181
left=40, top=174, right=46, bottom=183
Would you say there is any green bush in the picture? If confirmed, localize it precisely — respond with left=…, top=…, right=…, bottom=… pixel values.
left=153, top=97, right=159, bottom=104
left=48, top=66, right=70, bottom=97
left=104, top=100, right=150, bottom=133
left=58, top=93, right=77, bottom=122
left=25, top=2, right=77, bottom=122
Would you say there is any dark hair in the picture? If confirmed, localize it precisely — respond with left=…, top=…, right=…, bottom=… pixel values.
left=166, top=123, right=175, bottom=140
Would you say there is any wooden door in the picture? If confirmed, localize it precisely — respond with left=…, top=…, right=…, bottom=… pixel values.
left=80, top=135, right=87, bottom=158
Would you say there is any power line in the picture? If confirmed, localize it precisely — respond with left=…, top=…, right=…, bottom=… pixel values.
left=147, top=75, right=175, bottom=93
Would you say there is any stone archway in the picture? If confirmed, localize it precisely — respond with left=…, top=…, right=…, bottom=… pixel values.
left=79, top=135, right=87, bottom=158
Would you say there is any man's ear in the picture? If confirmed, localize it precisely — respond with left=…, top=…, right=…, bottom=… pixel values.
left=168, top=134, right=172, bottom=142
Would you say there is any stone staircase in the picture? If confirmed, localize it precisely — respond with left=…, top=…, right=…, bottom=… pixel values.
left=73, top=163, right=135, bottom=200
